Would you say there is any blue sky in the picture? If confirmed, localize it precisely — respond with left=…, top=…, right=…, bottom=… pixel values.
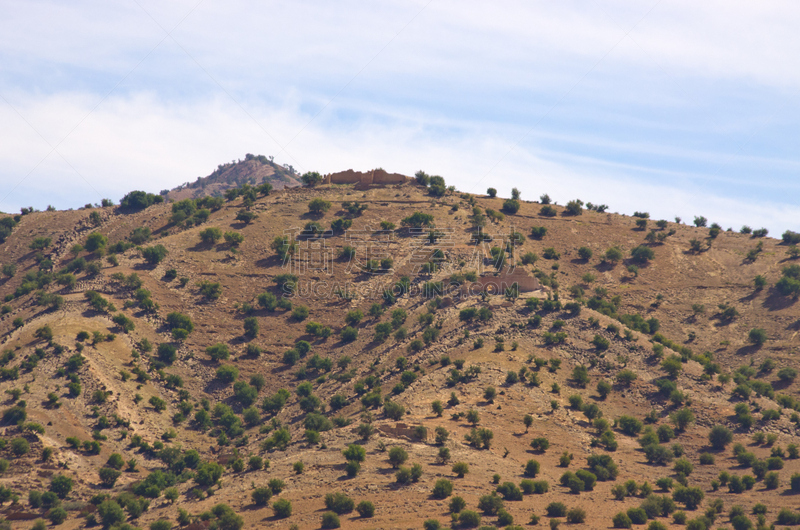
left=1, top=0, right=799, bottom=233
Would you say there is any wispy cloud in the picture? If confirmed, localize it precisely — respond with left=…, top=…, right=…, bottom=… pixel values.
left=0, top=0, right=798, bottom=233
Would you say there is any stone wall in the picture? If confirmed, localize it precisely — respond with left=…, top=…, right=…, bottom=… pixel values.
left=324, top=169, right=410, bottom=186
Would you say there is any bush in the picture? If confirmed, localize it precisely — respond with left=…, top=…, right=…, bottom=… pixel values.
left=447, top=496, right=467, bottom=514
left=627, top=507, right=648, bottom=525
left=593, top=335, right=610, bottom=351
left=206, top=343, right=230, bottom=362
left=452, top=461, right=469, bottom=477
left=578, top=246, right=593, bottom=260
left=496, top=481, right=522, bottom=501
left=324, top=492, right=354, bottom=514
left=672, top=486, right=704, bottom=509
left=546, top=502, right=567, bottom=517
left=291, top=305, right=309, bottom=320
left=272, top=498, right=292, bottom=518
left=384, top=400, right=405, bottom=420
left=524, top=459, right=540, bottom=477
left=631, top=245, right=655, bottom=264
left=356, top=500, right=374, bottom=517
left=47, top=507, right=68, bottom=525
left=200, top=227, right=222, bottom=243
left=142, top=245, right=168, bottom=265
left=10, top=437, right=29, bottom=456
left=613, top=512, right=632, bottom=528
left=790, top=473, right=800, bottom=492
left=243, top=317, right=259, bottom=339
left=49, top=474, right=73, bottom=498
left=564, top=199, right=583, bottom=215
left=216, top=364, right=239, bottom=384
left=764, top=471, right=779, bottom=490
left=99, top=467, right=121, bottom=487
left=340, top=326, right=358, bottom=342
left=478, top=494, right=504, bottom=515
left=432, top=479, right=453, bottom=499
left=618, top=415, right=643, bottom=436
left=321, top=511, right=340, bottom=529
left=530, top=437, right=550, bottom=452
left=708, top=425, right=733, bottom=450
left=502, top=199, right=520, bottom=214
left=699, top=452, right=714, bottom=465
left=458, top=510, right=481, bottom=528
left=98, top=499, right=125, bottom=528
left=308, top=198, right=332, bottom=214
left=748, top=328, right=767, bottom=346
left=388, top=447, right=408, bottom=468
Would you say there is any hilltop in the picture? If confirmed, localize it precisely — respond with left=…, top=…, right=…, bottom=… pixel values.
left=163, top=154, right=301, bottom=202
left=0, top=168, right=799, bottom=530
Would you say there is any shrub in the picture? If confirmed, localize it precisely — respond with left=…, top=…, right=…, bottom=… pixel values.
left=791, top=473, right=800, bottom=492
left=708, top=425, right=733, bottom=450
left=356, top=500, right=375, bottom=517
left=384, top=400, right=405, bottom=420
left=672, top=486, right=704, bottom=509
left=670, top=407, right=695, bottom=431
left=627, top=507, right=648, bottom=525
left=200, top=227, right=222, bottom=243
left=48, top=507, right=68, bottom=525
left=318, top=508, right=346, bottom=527
left=531, top=437, right=550, bottom=452
left=401, top=211, right=435, bottom=228
left=572, top=365, right=590, bottom=387
left=530, top=226, right=548, bottom=239
left=524, top=459, right=540, bottom=477
left=458, top=510, right=481, bottom=528
left=478, top=494, right=505, bottom=515
left=307, top=198, right=332, bottom=214
left=142, top=245, right=168, bottom=265
left=497, top=481, right=522, bottom=501
left=340, top=326, right=358, bottom=342
left=618, top=415, right=643, bottom=436
left=546, top=502, right=567, bottom=517
left=10, top=437, right=29, bottom=456
left=449, top=496, right=467, bottom=514
left=388, top=446, right=408, bottom=468
left=564, top=199, right=583, bottom=215
left=452, top=461, right=469, bottom=477
left=613, top=512, right=632, bottom=528
left=98, top=467, right=121, bottom=487
left=593, top=335, right=610, bottom=351
left=748, top=328, right=767, bottom=346
left=432, top=479, right=453, bottom=499
left=49, top=474, right=73, bottom=498
left=291, top=305, right=309, bottom=320
left=324, top=492, right=354, bottom=514
left=502, top=199, right=520, bottom=214
left=699, top=453, right=714, bottom=465
left=631, top=245, right=655, bottom=264
left=206, top=343, right=230, bottom=362
left=243, top=317, right=259, bottom=339
left=764, top=471, right=779, bottom=489
left=216, top=364, right=239, bottom=384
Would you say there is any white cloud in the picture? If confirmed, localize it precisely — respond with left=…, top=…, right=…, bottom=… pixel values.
left=0, top=0, right=798, bottom=235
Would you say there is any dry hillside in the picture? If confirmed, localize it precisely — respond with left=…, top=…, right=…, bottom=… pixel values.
left=0, top=170, right=799, bottom=530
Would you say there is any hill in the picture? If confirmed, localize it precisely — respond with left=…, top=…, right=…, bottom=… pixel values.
left=164, top=154, right=301, bottom=201
left=0, top=170, right=799, bottom=530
